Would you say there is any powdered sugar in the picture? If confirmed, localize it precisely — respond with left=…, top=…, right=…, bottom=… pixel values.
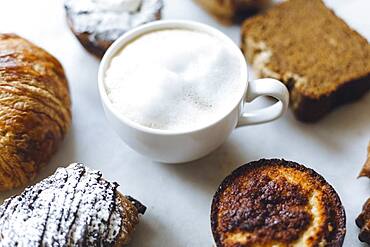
left=64, top=0, right=163, bottom=42
left=0, top=164, right=125, bottom=246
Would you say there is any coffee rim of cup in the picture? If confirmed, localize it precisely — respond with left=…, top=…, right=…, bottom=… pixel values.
left=98, top=20, right=248, bottom=136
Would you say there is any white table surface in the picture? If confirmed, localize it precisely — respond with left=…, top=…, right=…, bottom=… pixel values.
left=0, top=0, right=369, bottom=246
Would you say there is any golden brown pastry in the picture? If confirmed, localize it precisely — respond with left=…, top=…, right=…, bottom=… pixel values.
left=356, top=198, right=370, bottom=244
left=0, top=34, right=71, bottom=191
left=0, top=163, right=146, bottom=246
left=211, top=159, right=346, bottom=247
left=194, top=0, right=270, bottom=23
left=359, top=141, right=370, bottom=178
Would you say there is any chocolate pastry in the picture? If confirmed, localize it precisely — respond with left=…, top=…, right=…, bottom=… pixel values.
left=356, top=198, right=370, bottom=244
left=0, top=163, right=146, bottom=246
left=0, top=34, right=71, bottom=191
left=211, top=159, right=346, bottom=247
left=64, top=0, right=163, bottom=58
left=359, top=142, right=370, bottom=178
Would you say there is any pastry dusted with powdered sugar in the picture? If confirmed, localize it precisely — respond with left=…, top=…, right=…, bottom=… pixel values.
left=64, top=0, right=163, bottom=58
left=0, top=163, right=146, bottom=246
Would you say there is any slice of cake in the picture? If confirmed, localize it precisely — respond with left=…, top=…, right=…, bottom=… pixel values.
left=211, top=159, right=346, bottom=246
left=194, top=0, right=270, bottom=23
left=241, top=0, right=370, bottom=122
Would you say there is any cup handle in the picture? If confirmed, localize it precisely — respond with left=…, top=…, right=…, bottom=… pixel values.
left=237, top=78, right=289, bottom=126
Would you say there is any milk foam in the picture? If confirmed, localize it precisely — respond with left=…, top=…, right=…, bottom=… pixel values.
left=104, top=29, right=244, bottom=131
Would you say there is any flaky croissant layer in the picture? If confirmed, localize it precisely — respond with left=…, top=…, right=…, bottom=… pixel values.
left=0, top=34, right=71, bottom=191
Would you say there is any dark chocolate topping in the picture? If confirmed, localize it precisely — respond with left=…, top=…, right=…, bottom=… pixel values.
left=0, top=164, right=123, bottom=246
left=218, top=173, right=311, bottom=244
left=126, top=195, right=147, bottom=215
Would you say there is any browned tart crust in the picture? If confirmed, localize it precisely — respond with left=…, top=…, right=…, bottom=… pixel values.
left=64, top=0, right=163, bottom=58
left=356, top=198, right=370, bottom=244
left=0, top=34, right=71, bottom=191
left=359, top=141, right=370, bottom=178
left=211, top=159, right=346, bottom=246
left=241, top=0, right=370, bottom=122
left=194, top=0, right=270, bottom=23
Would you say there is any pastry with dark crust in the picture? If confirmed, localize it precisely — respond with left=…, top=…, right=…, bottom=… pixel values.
left=64, top=0, right=163, bottom=58
left=359, top=142, right=370, bottom=178
left=211, top=159, right=346, bottom=247
left=357, top=143, right=370, bottom=244
left=356, top=198, right=370, bottom=244
left=0, top=163, right=146, bottom=246
left=194, top=0, right=270, bottom=23
left=241, top=0, right=370, bottom=122
left=0, top=34, right=71, bottom=191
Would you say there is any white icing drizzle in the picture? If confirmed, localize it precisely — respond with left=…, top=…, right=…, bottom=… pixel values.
left=0, top=164, right=124, bottom=247
left=64, top=0, right=163, bottom=42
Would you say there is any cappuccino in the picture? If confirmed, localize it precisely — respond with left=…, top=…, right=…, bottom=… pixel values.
left=104, top=29, right=244, bottom=131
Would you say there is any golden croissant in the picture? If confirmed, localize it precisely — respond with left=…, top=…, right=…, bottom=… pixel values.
left=0, top=34, right=71, bottom=191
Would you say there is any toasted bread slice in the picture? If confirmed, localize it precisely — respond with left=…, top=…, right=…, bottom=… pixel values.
left=241, top=0, right=370, bottom=122
left=211, top=159, right=346, bottom=246
left=194, top=0, right=270, bottom=23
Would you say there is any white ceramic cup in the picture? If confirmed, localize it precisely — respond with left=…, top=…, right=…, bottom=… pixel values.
left=98, top=20, right=289, bottom=163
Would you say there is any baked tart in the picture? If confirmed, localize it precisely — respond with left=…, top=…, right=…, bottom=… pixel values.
left=211, top=159, right=346, bottom=246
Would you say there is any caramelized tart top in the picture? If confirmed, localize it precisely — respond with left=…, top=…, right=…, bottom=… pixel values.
left=211, top=159, right=346, bottom=247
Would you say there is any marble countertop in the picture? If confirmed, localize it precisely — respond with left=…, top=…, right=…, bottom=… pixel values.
left=0, top=0, right=369, bottom=246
